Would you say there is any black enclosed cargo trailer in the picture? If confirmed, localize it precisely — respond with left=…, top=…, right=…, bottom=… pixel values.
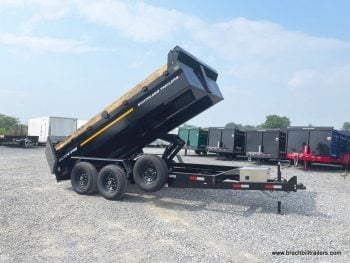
left=207, top=127, right=245, bottom=157
left=246, top=129, right=286, bottom=160
left=45, top=46, right=305, bottom=213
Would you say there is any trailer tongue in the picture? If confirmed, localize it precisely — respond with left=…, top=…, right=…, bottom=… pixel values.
left=45, top=46, right=305, bottom=213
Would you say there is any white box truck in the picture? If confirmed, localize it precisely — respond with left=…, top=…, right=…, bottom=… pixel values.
left=28, top=117, right=78, bottom=144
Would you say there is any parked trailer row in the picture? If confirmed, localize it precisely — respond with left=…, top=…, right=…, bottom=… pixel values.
left=188, top=126, right=350, bottom=170
left=45, top=46, right=305, bottom=213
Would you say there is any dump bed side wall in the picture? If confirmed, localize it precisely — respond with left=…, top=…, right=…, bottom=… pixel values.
left=309, top=130, right=332, bottom=156
left=221, top=129, right=235, bottom=151
left=287, top=130, right=309, bottom=154
left=208, top=128, right=222, bottom=148
left=262, top=131, right=282, bottom=154
left=55, top=65, right=167, bottom=151
left=246, top=131, right=263, bottom=152
left=178, top=128, right=190, bottom=144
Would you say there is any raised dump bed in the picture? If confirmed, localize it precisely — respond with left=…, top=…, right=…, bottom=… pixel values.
left=45, top=46, right=305, bottom=213
left=286, top=127, right=350, bottom=170
left=47, top=46, right=223, bottom=181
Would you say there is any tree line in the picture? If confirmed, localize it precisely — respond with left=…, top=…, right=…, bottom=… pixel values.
left=1, top=113, right=350, bottom=136
left=226, top=115, right=350, bottom=131
left=0, top=114, right=28, bottom=136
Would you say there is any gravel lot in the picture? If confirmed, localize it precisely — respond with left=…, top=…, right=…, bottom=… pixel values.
left=1, top=146, right=349, bottom=262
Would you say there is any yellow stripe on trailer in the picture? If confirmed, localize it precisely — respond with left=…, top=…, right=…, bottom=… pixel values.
left=80, top=107, right=134, bottom=147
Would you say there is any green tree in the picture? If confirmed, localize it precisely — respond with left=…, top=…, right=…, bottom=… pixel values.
left=261, top=114, right=291, bottom=129
left=342, top=122, right=350, bottom=131
left=0, top=114, right=23, bottom=135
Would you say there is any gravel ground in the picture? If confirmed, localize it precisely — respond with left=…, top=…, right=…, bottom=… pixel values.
left=0, top=146, right=349, bottom=263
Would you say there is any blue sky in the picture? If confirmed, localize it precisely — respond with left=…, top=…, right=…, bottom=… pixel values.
left=0, top=0, right=349, bottom=129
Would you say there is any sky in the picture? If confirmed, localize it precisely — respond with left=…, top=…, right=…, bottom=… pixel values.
left=0, top=0, right=349, bottom=129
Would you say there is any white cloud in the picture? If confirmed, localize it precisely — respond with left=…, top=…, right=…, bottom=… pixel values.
left=74, top=0, right=200, bottom=42
left=0, top=33, right=100, bottom=53
left=1, top=0, right=71, bottom=33
left=1, top=0, right=350, bottom=58
left=287, top=69, right=316, bottom=88
left=192, top=17, right=350, bottom=60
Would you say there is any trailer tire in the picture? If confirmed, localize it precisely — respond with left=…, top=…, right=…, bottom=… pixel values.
left=70, top=162, right=97, bottom=195
left=97, top=165, right=127, bottom=200
left=133, top=155, right=168, bottom=192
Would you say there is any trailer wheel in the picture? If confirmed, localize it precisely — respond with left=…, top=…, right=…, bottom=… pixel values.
left=70, top=162, right=97, bottom=195
left=133, top=155, right=168, bottom=192
left=97, top=165, right=127, bottom=200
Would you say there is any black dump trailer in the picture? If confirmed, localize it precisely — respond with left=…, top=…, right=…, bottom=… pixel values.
left=207, top=127, right=245, bottom=157
left=286, top=126, right=350, bottom=170
left=245, top=129, right=286, bottom=161
left=45, top=46, right=305, bottom=213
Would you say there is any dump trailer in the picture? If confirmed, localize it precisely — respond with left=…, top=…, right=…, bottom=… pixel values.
left=286, top=127, right=350, bottom=170
left=246, top=129, right=286, bottom=161
left=178, top=127, right=208, bottom=155
left=45, top=46, right=305, bottom=213
left=207, top=127, right=245, bottom=157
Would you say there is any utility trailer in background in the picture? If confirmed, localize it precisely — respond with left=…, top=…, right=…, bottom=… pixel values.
left=178, top=127, right=208, bottom=155
left=207, top=127, right=245, bottom=158
left=0, top=124, right=38, bottom=148
left=0, top=135, right=38, bottom=147
left=246, top=129, right=286, bottom=161
left=45, top=46, right=305, bottom=213
left=285, top=127, right=350, bottom=170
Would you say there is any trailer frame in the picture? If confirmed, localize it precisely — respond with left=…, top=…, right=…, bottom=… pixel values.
left=46, top=134, right=306, bottom=214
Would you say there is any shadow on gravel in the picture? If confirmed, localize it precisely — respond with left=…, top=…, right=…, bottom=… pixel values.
left=116, top=184, right=324, bottom=217
left=64, top=182, right=325, bottom=217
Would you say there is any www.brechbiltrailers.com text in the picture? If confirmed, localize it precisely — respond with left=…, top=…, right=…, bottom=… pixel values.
left=272, top=250, right=341, bottom=256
